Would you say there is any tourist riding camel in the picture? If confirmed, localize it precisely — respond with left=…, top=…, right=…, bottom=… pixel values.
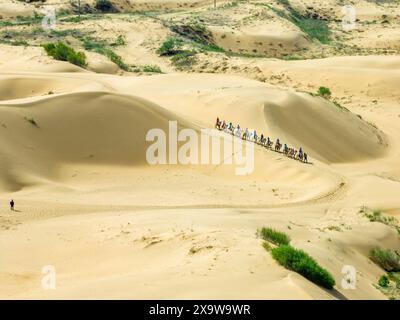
left=212, top=117, right=309, bottom=164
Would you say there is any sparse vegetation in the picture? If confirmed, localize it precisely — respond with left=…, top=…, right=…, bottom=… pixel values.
left=111, top=35, right=126, bottom=47
left=379, top=275, right=390, bottom=287
left=365, top=209, right=399, bottom=227
left=375, top=272, right=400, bottom=300
left=142, top=65, right=163, bottom=73
left=82, top=37, right=130, bottom=71
left=370, top=247, right=400, bottom=272
left=42, top=42, right=87, bottom=67
left=259, top=226, right=335, bottom=289
left=274, top=0, right=331, bottom=44
left=170, top=50, right=197, bottom=69
left=317, top=86, right=332, bottom=98
left=271, top=245, right=336, bottom=289
left=157, top=37, right=184, bottom=56
left=258, top=227, right=291, bottom=246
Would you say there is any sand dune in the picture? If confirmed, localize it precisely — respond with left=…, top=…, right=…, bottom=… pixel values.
left=0, top=91, right=195, bottom=190
left=114, top=73, right=387, bottom=163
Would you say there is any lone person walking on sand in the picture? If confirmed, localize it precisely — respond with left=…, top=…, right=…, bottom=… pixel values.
left=10, top=199, right=14, bottom=211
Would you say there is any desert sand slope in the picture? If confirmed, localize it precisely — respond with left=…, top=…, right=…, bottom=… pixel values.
left=253, top=56, right=400, bottom=102
left=0, top=2, right=399, bottom=298
left=0, top=70, right=398, bottom=299
left=0, top=45, right=87, bottom=73
left=0, top=91, right=195, bottom=191
left=112, top=73, right=387, bottom=163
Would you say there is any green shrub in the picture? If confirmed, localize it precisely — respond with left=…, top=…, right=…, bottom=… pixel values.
left=42, top=42, right=87, bottom=67
left=259, top=227, right=291, bottom=246
left=366, top=209, right=399, bottom=227
left=157, top=37, right=183, bottom=56
left=142, top=65, right=163, bottom=73
left=171, top=50, right=197, bottom=69
left=111, top=35, right=126, bottom=47
left=271, top=245, right=335, bottom=289
left=370, top=247, right=400, bottom=272
left=318, top=86, right=331, bottom=98
left=379, top=275, right=390, bottom=287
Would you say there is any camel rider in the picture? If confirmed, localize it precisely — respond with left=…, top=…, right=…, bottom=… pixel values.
left=244, top=128, right=249, bottom=140
left=267, top=137, right=271, bottom=145
left=260, top=134, right=264, bottom=143
left=284, top=144, right=288, bottom=153
left=221, top=120, right=226, bottom=129
left=276, top=138, right=280, bottom=146
left=236, top=124, right=241, bottom=137
left=299, top=147, right=303, bottom=157
left=253, top=130, right=257, bottom=141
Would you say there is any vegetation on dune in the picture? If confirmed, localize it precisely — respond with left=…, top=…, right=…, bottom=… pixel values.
left=267, top=0, right=331, bottom=44
left=258, top=227, right=291, bottom=246
left=157, top=37, right=184, bottom=56
left=170, top=50, right=197, bottom=69
left=361, top=207, right=400, bottom=235
left=370, top=247, right=400, bottom=272
left=142, top=65, right=163, bottom=73
left=365, top=209, right=399, bottom=227
left=42, top=42, right=87, bottom=67
left=375, top=272, right=400, bottom=300
left=271, top=245, right=336, bottom=289
left=259, top=226, right=335, bottom=289
left=82, top=37, right=130, bottom=71
left=157, top=37, right=198, bottom=70
left=379, top=275, right=390, bottom=287
left=317, top=86, right=332, bottom=98
left=167, top=22, right=224, bottom=53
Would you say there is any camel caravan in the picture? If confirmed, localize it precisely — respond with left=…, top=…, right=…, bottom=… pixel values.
left=215, top=117, right=308, bottom=163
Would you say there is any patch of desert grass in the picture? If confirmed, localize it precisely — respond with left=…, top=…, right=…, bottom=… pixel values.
left=82, top=37, right=130, bottom=71
left=370, top=247, right=400, bottom=272
left=264, top=1, right=331, bottom=44
left=258, top=227, right=291, bottom=246
left=142, top=65, right=163, bottom=73
left=271, top=245, right=336, bottom=289
left=42, top=42, right=87, bottom=68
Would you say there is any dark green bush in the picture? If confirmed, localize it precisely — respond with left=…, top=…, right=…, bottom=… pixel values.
left=42, top=42, right=86, bottom=67
left=378, top=275, right=389, bottom=287
left=370, top=247, right=400, bottom=272
left=157, top=37, right=183, bottom=56
left=318, top=86, right=331, bottom=98
left=271, top=245, right=336, bottom=289
left=259, top=227, right=290, bottom=246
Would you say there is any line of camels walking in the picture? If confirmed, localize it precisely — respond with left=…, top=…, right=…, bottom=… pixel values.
left=215, top=118, right=309, bottom=163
